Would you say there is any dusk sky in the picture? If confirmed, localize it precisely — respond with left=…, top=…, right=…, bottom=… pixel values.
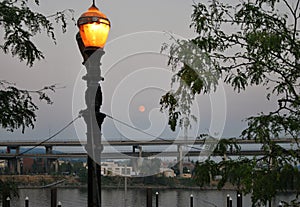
left=0, top=0, right=277, bottom=143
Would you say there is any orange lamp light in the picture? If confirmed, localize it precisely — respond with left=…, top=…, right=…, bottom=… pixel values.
left=77, top=5, right=110, bottom=49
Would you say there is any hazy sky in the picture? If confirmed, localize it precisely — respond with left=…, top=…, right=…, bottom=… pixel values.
left=0, top=0, right=277, bottom=142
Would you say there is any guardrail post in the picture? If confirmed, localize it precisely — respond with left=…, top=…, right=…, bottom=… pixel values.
left=6, top=197, right=10, bottom=207
left=25, top=197, right=29, bottom=207
left=51, top=188, right=57, bottom=207
left=146, top=188, right=152, bottom=207
left=190, top=194, right=193, bottom=207
left=227, top=194, right=230, bottom=207
left=237, top=192, right=242, bottom=207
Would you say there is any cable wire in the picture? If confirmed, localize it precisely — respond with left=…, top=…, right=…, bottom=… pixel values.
left=13, top=113, right=203, bottom=158
left=15, top=115, right=81, bottom=157
left=105, top=114, right=204, bottom=151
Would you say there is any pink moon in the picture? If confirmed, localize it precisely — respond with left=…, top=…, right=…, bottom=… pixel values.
left=138, top=105, right=145, bottom=112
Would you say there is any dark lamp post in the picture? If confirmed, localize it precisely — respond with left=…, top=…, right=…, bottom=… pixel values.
left=76, top=2, right=110, bottom=207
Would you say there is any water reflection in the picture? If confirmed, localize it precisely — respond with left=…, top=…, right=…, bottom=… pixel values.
left=6, top=188, right=295, bottom=207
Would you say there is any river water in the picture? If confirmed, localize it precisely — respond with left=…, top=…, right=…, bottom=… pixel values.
left=7, top=188, right=296, bottom=207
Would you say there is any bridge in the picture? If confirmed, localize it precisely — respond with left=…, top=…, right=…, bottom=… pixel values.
left=0, top=137, right=296, bottom=147
left=1, top=150, right=299, bottom=159
left=0, top=138, right=297, bottom=175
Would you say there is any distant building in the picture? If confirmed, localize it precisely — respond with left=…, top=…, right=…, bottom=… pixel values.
left=57, top=160, right=67, bottom=166
left=22, top=157, right=45, bottom=174
left=22, top=158, right=34, bottom=173
left=182, top=162, right=195, bottom=173
left=0, top=160, right=7, bottom=169
left=101, top=162, right=132, bottom=176
left=159, top=168, right=176, bottom=177
left=181, top=173, right=192, bottom=178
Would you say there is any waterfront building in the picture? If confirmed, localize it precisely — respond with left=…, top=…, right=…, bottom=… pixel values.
left=159, top=167, right=176, bottom=177
left=101, top=162, right=132, bottom=176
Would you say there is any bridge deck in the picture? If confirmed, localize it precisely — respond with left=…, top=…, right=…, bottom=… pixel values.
left=0, top=138, right=297, bottom=159
left=0, top=138, right=296, bottom=147
left=0, top=150, right=299, bottom=159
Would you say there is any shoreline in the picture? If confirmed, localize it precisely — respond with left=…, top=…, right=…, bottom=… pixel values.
left=17, top=184, right=234, bottom=191
left=16, top=185, right=298, bottom=195
left=1, top=174, right=237, bottom=191
left=17, top=185, right=228, bottom=190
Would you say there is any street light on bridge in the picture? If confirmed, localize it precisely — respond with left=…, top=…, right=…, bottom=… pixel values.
left=76, top=1, right=110, bottom=207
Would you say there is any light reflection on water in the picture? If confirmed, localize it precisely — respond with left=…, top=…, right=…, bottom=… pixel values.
left=8, top=188, right=295, bottom=207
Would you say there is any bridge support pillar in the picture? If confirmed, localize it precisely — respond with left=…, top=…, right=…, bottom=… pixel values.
left=8, top=159, right=13, bottom=174
left=16, top=158, right=22, bottom=175
left=138, top=146, right=142, bottom=158
left=15, top=146, right=21, bottom=175
left=54, top=160, right=59, bottom=173
left=15, top=146, right=20, bottom=155
left=177, top=145, right=183, bottom=177
left=132, top=146, right=143, bottom=175
left=8, top=159, right=17, bottom=174
left=45, top=146, right=53, bottom=173
left=7, top=146, right=20, bottom=174
left=45, top=146, right=53, bottom=154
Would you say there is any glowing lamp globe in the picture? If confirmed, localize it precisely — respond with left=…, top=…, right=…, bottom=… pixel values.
left=77, top=5, right=110, bottom=49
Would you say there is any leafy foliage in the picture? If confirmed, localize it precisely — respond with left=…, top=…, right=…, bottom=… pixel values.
left=0, top=81, right=56, bottom=133
left=162, top=0, right=300, bottom=205
left=160, top=39, right=220, bottom=130
left=193, top=159, right=218, bottom=186
left=162, top=0, right=300, bottom=137
left=0, top=0, right=73, bottom=133
left=0, top=0, right=74, bottom=66
left=193, top=139, right=300, bottom=206
left=213, top=138, right=241, bottom=156
left=0, top=178, right=18, bottom=205
left=0, top=1, right=73, bottom=203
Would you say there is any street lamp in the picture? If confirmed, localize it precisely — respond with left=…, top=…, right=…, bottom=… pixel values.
left=76, top=2, right=110, bottom=207
left=78, top=4, right=110, bottom=50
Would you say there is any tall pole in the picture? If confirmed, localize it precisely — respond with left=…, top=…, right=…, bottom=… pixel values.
left=124, top=168, right=127, bottom=207
left=227, top=194, right=230, bottom=207
left=237, top=192, right=242, bottom=207
left=178, top=145, right=183, bottom=176
left=25, top=197, right=29, bottom=207
left=146, top=188, right=152, bottom=207
left=77, top=33, right=106, bottom=207
left=190, top=194, right=193, bottom=207
left=155, top=192, right=159, bottom=207
left=51, top=188, right=57, bottom=207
